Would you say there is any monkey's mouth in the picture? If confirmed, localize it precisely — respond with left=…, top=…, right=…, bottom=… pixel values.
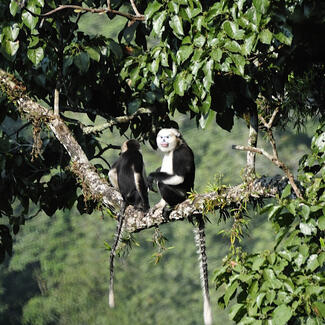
left=160, top=143, right=168, bottom=147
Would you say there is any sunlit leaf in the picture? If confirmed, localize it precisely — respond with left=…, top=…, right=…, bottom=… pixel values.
left=271, top=304, right=292, bottom=325
left=170, top=15, right=184, bottom=36
left=27, top=47, right=44, bottom=65
left=259, top=29, right=273, bottom=44
left=145, top=0, right=163, bottom=20
left=153, top=11, right=167, bottom=36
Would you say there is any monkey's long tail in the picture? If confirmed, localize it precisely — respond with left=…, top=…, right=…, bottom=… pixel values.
left=109, top=209, right=125, bottom=308
left=193, top=216, right=213, bottom=325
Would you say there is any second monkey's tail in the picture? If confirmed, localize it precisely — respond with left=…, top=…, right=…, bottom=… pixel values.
left=193, top=215, right=213, bottom=325
left=109, top=206, right=126, bottom=308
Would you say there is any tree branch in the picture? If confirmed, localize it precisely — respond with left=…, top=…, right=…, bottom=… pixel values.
left=80, top=108, right=152, bottom=134
left=129, top=0, right=142, bottom=16
left=27, top=4, right=145, bottom=21
left=232, top=145, right=303, bottom=199
left=245, top=109, right=258, bottom=178
left=0, top=69, right=300, bottom=235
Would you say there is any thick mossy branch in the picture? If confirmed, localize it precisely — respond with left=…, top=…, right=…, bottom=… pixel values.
left=0, top=69, right=290, bottom=234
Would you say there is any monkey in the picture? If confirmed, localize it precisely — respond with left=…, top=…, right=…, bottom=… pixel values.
left=148, top=128, right=212, bottom=325
left=108, top=139, right=149, bottom=308
left=147, top=128, right=195, bottom=218
left=109, top=139, right=149, bottom=213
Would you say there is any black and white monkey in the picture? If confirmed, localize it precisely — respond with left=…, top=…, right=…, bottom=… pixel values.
left=148, top=128, right=195, bottom=216
left=109, top=139, right=149, bottom=213
left=108, top=139, right=149, bottom=308
left=148, top=128, right=212, bottom=325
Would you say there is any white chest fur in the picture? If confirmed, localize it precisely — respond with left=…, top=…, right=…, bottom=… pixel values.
left=160, top=151, right=173, bottom=174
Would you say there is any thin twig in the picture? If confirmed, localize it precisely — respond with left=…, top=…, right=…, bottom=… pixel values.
left=246, top=109, right=258, bottom=178
left=259, top=107, right=280, bottom=129
left=81, top=108, right=152, bottom=134
left=232, top=144, right=303, bottom=199
left=25, top=209, right=42, bottom=220
left=54, top=88, right=59, bottom=116
left=129, top=0, right=141, bottom=16
left=25, top=5, right=145, bottom=21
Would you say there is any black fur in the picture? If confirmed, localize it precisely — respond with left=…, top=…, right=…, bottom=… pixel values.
left=149, top=142, right=195, bottom=207
left=110, top=140, right=149, bottom=211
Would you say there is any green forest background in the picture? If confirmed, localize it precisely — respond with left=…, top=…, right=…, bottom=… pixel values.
left=0, top=12, right=319, bottom=325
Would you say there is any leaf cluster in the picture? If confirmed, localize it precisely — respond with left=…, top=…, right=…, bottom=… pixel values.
left=214, top=124, right=325, bottom=324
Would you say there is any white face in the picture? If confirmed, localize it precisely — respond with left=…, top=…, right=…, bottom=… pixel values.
left=156, top=128, right=180, bottom=153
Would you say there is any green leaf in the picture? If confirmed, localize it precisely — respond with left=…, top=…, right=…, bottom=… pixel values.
left=300, top=204, right=310, bottom=219
left=170, top=15, right=184, bottom=36
left=312, top=302, right=325, bottom=318
left=174, top=71, right=192, bottom=96
left=22, top=5, right=40, bottom=30
left=281, top=184, right=291, bottom=199
left=2, top=40, right=19, bottom=57
left=195, top=15, right=205, bottom=32
left=223, top=21, right=245, bottom=40
left=3, top=23, right=20, bottom=41
left=271, top=304, right=292, bottom=325
left=198, top=94, right=211, bottom=115
left=275, top=30, right=293, bottom=46
left=319, top=215, right=325, bottom=231
left=145, top=0, right=163, bottom=20
left=259, top=29, right=273, bottom=44
left=229, top=303, right=244, bottom=321
left=248, top=280, right=259, bottom=296
left=85, top=47, right=101, bottom=62
left=193, top=34, right=206, bottom=47
left=168, top=2, right=179, bottom=14
left=74, top=52, right=90, bottom=74
left=153, top=11, right=167, bottom=36
left=203, top=59, right=214, bottom=91
left=268, top=205, right=283, bottom=220
left=307, top=254, right=319, bottom=272
left=10, top=0, right=19, bottom=16
left=253, top=0, right=270, bottom=14
left=224, top=281, right=238, bottom=306
left=256, top=293, right=266, bottom=309
left=241, top=34, right=256, bottom=56
left=199, top=110, right=215, bottom=129
left=251, top=255, right=265, bottom=271
left=107, top=40, right=123, bottom=60
left=265, top=289, right=276, bottom=304
left=224, top=40, right=242, bottom=53
left=27, top=47, right=44, bottom=65
left=299, top=222, right=316, bottom=235
left=211, top=48, right=223, bottom=62
left=185, top=6, right=201, bottom=19
left=287, top=201, right=296, bottom=215
left=177, top=45, right=193, bottom=64
left=232, top=54, right=246, bottom=75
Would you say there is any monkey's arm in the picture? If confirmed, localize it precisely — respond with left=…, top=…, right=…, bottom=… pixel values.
left=108, top=163, right=119, bottom=189
left=133, top=158, right=150, bottom=210
left=148, top=171, right=184, bottom=186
